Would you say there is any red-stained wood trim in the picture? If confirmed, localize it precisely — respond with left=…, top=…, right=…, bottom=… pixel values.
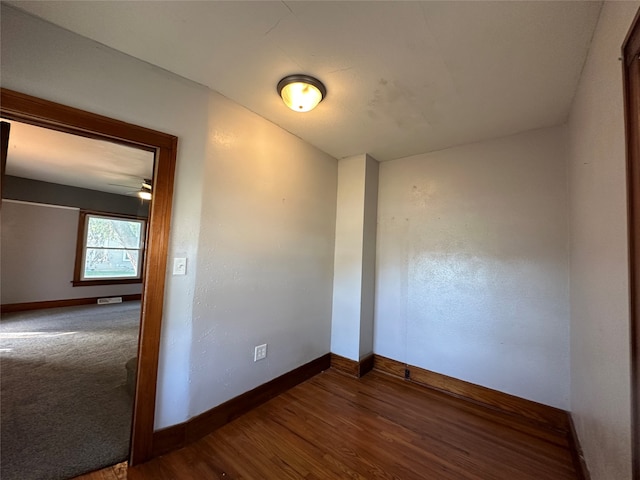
left=0, top=88, right=177, bottom=466
left=330, top=353, right=359, bottom=377
left=330, top=353, right=374, bottom=378
left=568, top=414, right=591, bottom=480
left=624, top=8, right=640, bottom=68
left=373, top=353, right=406, bottom=377
left=623, top=9, right=640, bottom=480
left=359, top=353, right=374, bottom=377
left=130, top=133, right=176, bottom=466
left=1, top=294, right=142, bottom=314
left=0, top=90, right=172, bottom=151
left=152, top=353, right=331, bottom=457
left=1, top=121, right=9, bottom=202
left=373, top=354, right=569, bottom=434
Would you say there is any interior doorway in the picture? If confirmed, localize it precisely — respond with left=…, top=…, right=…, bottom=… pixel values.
left=0, top=88, right=177, bottom=467
left=0, top=118, right=153, bottom=478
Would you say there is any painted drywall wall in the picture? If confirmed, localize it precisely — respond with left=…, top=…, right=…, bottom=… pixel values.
left=1, top=201, right=142, bottom=304
left=567, top=2, right=638, bottom=479
left=360, top=155, right=379, bottom=359
left=331, top=155, right=367, bottom=360
left=330, top=154, right=378, bottom=361
left=187, top=93, right=336, bottom=417
left=1, top=5, right=209, bottom=427
left=1, top=5, right=337, bottom=428
left=3, top=176, right=150, bottom=217
left=375, top=126, right=570, bottom=409
left=2, top=176, right=148, bottom=304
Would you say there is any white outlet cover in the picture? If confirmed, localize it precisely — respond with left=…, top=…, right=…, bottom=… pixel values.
left=254, top=344, right=267, bottom=361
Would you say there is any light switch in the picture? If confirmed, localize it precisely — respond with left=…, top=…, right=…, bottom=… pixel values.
left=173, top=257, right=187, bottom=276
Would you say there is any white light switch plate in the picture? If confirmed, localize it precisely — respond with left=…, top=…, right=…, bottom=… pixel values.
left=173, top=257, right=187, bottom=275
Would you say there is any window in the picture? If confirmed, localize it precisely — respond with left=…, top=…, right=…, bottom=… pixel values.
left=73, top=211, right=146, bottom=286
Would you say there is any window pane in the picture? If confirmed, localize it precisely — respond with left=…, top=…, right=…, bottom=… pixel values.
left=86, top=216, right=143, bottom=249
left=84, top=249, right=140, bottom=278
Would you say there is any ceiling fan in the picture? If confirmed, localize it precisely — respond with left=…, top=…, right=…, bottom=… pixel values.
left=109, top=178, right=153, bottom=200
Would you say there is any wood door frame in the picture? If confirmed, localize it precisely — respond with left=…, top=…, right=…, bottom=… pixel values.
left=623, top=8, right=640, bottom=480
left=1, top=121, right=9, bottom=200
left=0, top=88, right=177, bottom=465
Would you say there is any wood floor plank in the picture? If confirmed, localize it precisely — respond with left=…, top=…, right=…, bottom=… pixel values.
left=73, top=462, right=127, bottom=480
left=73, top=370, right=578, bottom=480
left=284, top=383, right=519, bottom=479
left=294, top=374, right=573, bottom=479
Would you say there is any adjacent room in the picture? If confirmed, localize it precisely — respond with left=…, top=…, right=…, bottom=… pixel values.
left=0, top=2, right=637, bottom=480
left=1, top=120, right=153, bottom=479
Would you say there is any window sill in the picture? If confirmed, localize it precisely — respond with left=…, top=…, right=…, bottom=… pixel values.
left=72, top=278, right=143, bottom=287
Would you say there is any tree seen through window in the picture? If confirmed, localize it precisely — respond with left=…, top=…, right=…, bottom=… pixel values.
left=83, top=214, right=145, bottom=280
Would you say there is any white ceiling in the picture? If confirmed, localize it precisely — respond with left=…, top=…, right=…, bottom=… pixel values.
left=7, top=1, right=602, bottom=162
left=3, top=119, right=155, bottom=196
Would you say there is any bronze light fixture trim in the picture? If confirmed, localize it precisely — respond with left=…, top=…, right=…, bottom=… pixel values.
left=277, top=74, right=327, bottom=112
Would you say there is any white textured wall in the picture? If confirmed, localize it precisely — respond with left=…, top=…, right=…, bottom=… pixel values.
left=1, top=201, right=141, bottom=304
left=331, top=155, right=367, bottom=360
left=376, top=126, right=570, bottom=409
left=1, top=5, right=337, bottom=429
left=360, top=155, right=379, bottom=359
left=187, top=93, right=336, bottom=417
left=567, top=2, right=638, bottom=479
left=331, top=154, right=378, bottom=361
left=1, top=5, right=206, bottom=427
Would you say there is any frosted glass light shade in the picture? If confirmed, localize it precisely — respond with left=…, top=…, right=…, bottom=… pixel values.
left=277, top=75, right=326, bottom=112
left=138, top=190, right=152, bottom=200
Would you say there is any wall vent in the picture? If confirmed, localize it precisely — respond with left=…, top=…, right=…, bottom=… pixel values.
left=97, top=297, right=123, bottom=305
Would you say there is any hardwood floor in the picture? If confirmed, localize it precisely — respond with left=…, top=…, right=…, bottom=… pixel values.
left=75, top=369, right=578, bottom=479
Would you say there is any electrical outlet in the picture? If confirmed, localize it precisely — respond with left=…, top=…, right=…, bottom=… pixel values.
left=254, top=344, right=267, bottom=362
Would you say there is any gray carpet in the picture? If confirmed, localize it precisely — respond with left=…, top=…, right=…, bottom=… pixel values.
left=0, top=301, right=140, bottom=480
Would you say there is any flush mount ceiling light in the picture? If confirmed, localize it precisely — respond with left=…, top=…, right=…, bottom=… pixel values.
left=277, top=74, right=326, bottom=112
left=138, top=189, right=152, bottom=201
left=137, top=179, right=152, bottom=200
